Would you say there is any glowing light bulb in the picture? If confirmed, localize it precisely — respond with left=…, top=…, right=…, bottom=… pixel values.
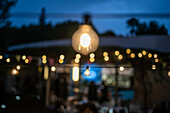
left=142, top=51, right=147, bottom=55
left=84, top=66, right=90, bottom=76
left=16, top=65, right=21, bottom=70
left=11, top=68, right=19, bottom=75
left=103, top=52, right=108, bottom=57
left=80, top=33, right=91, bottom=48
left=59, top=59, right=64, bottom=64
left=152, top=65, right=156, bottom=70
left=0, top=55, right=3, bottom=59
left=120, top=66, right=125, bottom=71
left=90, top=53, right=95, bottom=58
left=131, top=53, right=135, bottom=58
left=148, top=53, right=152, bottom=58
left=51, top=66, right=56, bottom=72
left=42, top=55, right=47, bottom=59
left=76, top=54, right=81, bottom=59
left=104, top=56, right=109, bottom=61
left=115, top=51, right=120, bottom=56
left=6, top=58, right=10, bottom=63
left=60, top=55, right=65, bottom=60
left=90, top=58, right=95, bottom=62
left=126, top=49, right=131, bottom=54
left=22, top=55, right=26, bottom=60
left=138, top=53, right=143, bottom=58
left=168, top=71, right=170, bottom=77
left=42, top=59, right=47, bottom=64
left=74, top=58, right=80, bottom=63
left=155, top=58, right=159, bottom=63
left=154, top=54, right=158, bottom=58
left=118, top=54, right=123, bottom=60
left=25, top=59, right=29, bottom=63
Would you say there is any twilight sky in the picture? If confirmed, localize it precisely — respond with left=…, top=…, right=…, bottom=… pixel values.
left=10, top=0, right=170, bottom=35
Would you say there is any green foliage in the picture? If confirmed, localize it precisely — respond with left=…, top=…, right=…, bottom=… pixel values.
left=127, top=18, right=168, bottom=35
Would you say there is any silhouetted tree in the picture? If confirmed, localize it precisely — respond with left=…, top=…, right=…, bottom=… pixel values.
left=0, top=0, right=17, bottom=26
left=39, top=7, right=46, bottom=25
left=127, top=18, right=139, bottom=36
left=100, top=30, right=116, bottom=37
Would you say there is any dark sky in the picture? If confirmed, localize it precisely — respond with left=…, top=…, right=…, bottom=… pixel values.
left=10, top=0, right=170, bottom=35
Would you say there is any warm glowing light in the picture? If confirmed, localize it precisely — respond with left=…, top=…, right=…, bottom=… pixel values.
left=90, top=58, right=95, bottom=62
left=118, top=54, right=123, bottom=60
left=104, top=56, right=109, bottom=61
left=120, top=66, right=125, bottom=71
left=126, top=49, right=131, bottom=54
left=155, top=58, right=159, bottom=63
left=152, top=65, right=156, bottom=70
left=168, top=71, right=170, bottom=77
left=74, top=88, right=80, bottom=93
left=0, top=55, right=3, bottom=59
left=84, top=68, right=90, bottom=76
left=60, top=55, right=65, bottom=60
left=72, top=66, right=79, bottom=82
left=74, top=58, right=80, bottom=63
left=142, top=50, right=147, bottom=55
left=103, top=52, right=108, bottom=57
left=11, top=68, right=19, bottom=75
left=154, top=54, right=158, bottom=58
left=138, top=53, right=143, bottom=58
left=42, top=59, right=47, bottom=64
left=59, top=59, right=64, bottom=64
left=42, top=55, right=47, bottom=59
left=16, top=65, right=21, bottom=70
left=90, top=53, right=95, bottom=58
left=115, top=51, right=120, bottom=56
left=148, top=53, right=152, bottom=58
left=130, top=53, right=135, bottom=58
left=22, top=55, right=26, bottom=60
left=80, top=33, right=91, bottom=48
left=6, top=58, right=10, bottom=63
left=51, top=66, right=56, bottom=72
left=25, top=59, right=29, bottom=63
left=44, top=66, right=49, bottom=80
left=76, top=54, right=81, bottom=59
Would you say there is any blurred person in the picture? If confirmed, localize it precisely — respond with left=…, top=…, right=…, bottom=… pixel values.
left=88, top=81, right=98, bottom=102
left=99, top=81, right=108, bottom=105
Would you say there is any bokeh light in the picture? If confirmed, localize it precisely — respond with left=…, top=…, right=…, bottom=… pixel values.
left=126, top=49, right=131, bottom=54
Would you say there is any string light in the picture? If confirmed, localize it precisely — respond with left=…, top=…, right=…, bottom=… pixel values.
left=74, top=58, right=80, bottom=63
left=11, top=68, right=19, bottom=75
left=59, top=59, right=64, bottom=64
left=148, top=53, right=152, bottom=58
left=90, top=53, right=95, bottom=58
left=25, top=59, right=29, bottom=63
left=103, top=52, right=108, bottom=57
left=130, top=53, right=135, bottom=58
left=104, top=56, right=109, bottom=61
left=0, top=55, right=3, bottom=59
left=152, top=65, right=156, bottom=70
left=76, top=54, right=81, bottom=59
left=126, top=49, right=131, bottom=54
left=118, top=54, right=123, bottom=60
left=42, top=59, right=47, bottom=64
left=22, top=55, right=26, bottom=60
left=168, top=71, right=170, bottom=77
left=154, top=54, right=158, bottom=58
left=51, top=66, right=56, bottom=72
left=142, top=50, right=147, bottom=55
left=16, top=65, right=21, bottom=70
left=155, top=58, right=159, bottom=63
left=42, top=55, right=47, bottom=59
left=90, top=58, right=95, bottom=62
left=84, top=66, right=90, bottom=76
left=138, top=53, right=143, bottom=58
left=115, top=51, right=120, bottom=56
left=6, top=58, right=10, bottom=63
left=120, top=66, right=125, bottom=71
left=60, top=55, right=65, bottom=60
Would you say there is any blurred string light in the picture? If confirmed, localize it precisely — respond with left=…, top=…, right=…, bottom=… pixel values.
left=118, top=54, right=123, bottom=60
left=130, top=53, right=135, bottom=58
left=90, top=58, right=95, bottom=62
left=138, top=53, right=143, bottom=58
left=103, top=52, right=108, bottom=57
left=44, top=66, right=49, bottom=80
left=84, top=66, right=90, bottom=76
left=60, top=54, right=65, bottom=60
left=76, top=54, right=81, bottom=59
left=42, top=59, right=47, bottom=64
left=11, top=68, right=19, bottom=75
left=22, top=55, right=26, bottom=60
left=104, top=56, right=109, bottom=61
left=59, top=59, right=64, bottom=64
left=154, top=54, right=158, bottom=58
left=115, top=51, right=120, bottom=56
left=155, top=58, right=159, bottom=63
left=74, top=88, right=80, bottom=93
left=42, top=55, right=47, bottom=59
left=90, top=53, right=95, bottom=58
left=72, top=65, right=79, bottom=82
left=74, top=58, right=80, bottom=63
left=16, top=65, right=21, bottom=70
left=51, top=66, right=56, bottom=72
left=0, top=55, right=3, bottom=59
left=152, top=65, right=156, bottom=70
left=25, top=59, right=29, bottom=63
left=126, top=49, right=131, bottom=54
left=168, top=71, right=170, bottom=77
left=6, top=58, right=10, bottom=63
left=142, top=50, right=147, bottom=55
left=16, top=96, right=20, bottom=100
left=119, top=66, right=125, bottom=71
left=148, top=53, right=152, bottom=58
left=1, top=104, right=6, bottom=109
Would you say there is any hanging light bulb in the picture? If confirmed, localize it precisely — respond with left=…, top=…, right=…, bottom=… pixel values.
left=51, top=66, right=56, bottom=72
left=72, top=14, right=99, bottom=55
left=11, top=68, right=19, bottom=75
left=16, top=65, right=21, bottom=70
left=84, top=66, right=90, bottom=76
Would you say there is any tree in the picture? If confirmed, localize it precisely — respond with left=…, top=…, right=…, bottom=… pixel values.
left=39, top=7, right=46, bottom=25
left=0, top=0, right=17, bottom=26
left=127, top=18, right=139, bottom=36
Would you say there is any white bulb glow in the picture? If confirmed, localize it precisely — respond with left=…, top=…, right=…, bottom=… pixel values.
left=80, top=33, right=91, bottom=48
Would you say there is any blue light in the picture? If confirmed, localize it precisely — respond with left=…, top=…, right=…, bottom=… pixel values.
left=16, top=96, right=20, bottom=100
left=83, top=70, right=97, bottom=80
left=37, top=95, right=41, bottom=100
left=1, top=104, right=6, bottom=109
